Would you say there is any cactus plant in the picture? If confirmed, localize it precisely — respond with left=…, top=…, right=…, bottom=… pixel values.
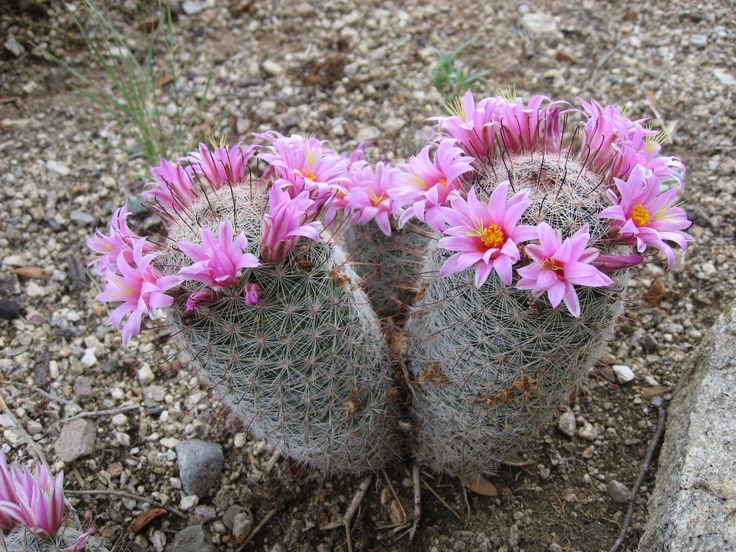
left=2, top=526, right=109, bottom=552
left=399, top=92, right=690, bottom=476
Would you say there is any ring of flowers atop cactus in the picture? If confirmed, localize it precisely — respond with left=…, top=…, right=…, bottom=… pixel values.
left=87, top=92, right=692, bottom=346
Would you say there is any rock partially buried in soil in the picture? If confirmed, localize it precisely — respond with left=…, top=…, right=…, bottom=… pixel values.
left=54, top=419, right=97, bottom=463
left=639, top=303, right=736, bottom=551
left=166, top=525, right=214, bottom=552
left=176, top=439, right=224, bottom=498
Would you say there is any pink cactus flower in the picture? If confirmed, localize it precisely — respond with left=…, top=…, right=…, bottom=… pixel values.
left=496, top=94, right=558, bottom=154
left=614, top=126, right=686, bottom=189
left=178, top=221, right=259, bottom=289
left=184, top=142, right=255, bottom=190
left=0, top=451, right=18, bottom=531
left=0, top=460, right=65, bottom=537
left=438, top=183, right=537, bottom=287
left=243, top=283, right=262, bottom=306
left=393, top=138, right=475, bottom=231
left=258, top=132, right=347, bottom=205
left=342, top=161, right=400, bottom=236
left=260, top=182, right=323, bottom=263
left=97, top=239, right=181, bottom=347
left=142, top=158, right=198, bottom=211
left=592, top=254, right=644, bottom=273
left=62, top=527, right=94, bottom=552
left=184, top=289, right=219, bottom=313
left=599, top=166, right=692, bottom=267
left=516, top=223, right=613, bottom=317
left=433, top=91, right=504, bottom=159
left=87, top=206, right=153, bottom=274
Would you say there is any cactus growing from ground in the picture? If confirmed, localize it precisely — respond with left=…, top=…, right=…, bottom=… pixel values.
left=398, top=92, right=691, bottom=476
left=2, top=526, right=109, bottom=552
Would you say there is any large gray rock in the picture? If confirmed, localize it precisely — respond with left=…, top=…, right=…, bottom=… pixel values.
left=176, top=439, right=223, bottom=497
left=639, top=305, right=736, bottom=551
left=54, top=419, right=97, bottom=463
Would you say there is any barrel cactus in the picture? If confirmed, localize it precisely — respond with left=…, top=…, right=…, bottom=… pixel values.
left=398, top=92, right=691, bottom=476
left=88, top=134, right=397, bottom=475
left=2, top=526, right=109, bottom=552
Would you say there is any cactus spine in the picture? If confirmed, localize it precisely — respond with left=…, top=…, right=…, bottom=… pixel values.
left=2, top=527, right=110, bottom=552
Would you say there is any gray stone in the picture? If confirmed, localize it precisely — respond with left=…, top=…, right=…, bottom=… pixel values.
left=176, top=439, right=223, bottom=497
left=166, top=525, right=214, bottom=552
left=521, top=13, right=558, bottom=37
left=233, top=511, right=253, bottom=539
left=222, top=504, right=248, bottom=530
left=690, top=34, right=708, bottom=48
left=613, top=364, right=636, bottom=384
left=70, top=210, right=96, bottom=226
left=640, top=304, right=736, bottom=551
left=193, top=505, right=217, bottom=524
left=4, top=34, right=24, bottom=57
left=558, top=411, right=576, bottom=438
left=54, top=419, right=97, bottom=463
left=714, top=68, right=736, bottom=87
left=608, top=480, right=630, bottom=504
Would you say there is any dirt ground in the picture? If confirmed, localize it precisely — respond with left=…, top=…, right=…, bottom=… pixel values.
left=1, top=0, right=734, bottom=551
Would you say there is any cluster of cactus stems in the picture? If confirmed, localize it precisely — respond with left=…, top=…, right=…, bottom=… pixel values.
left=88, top=91, right=690, bottom=478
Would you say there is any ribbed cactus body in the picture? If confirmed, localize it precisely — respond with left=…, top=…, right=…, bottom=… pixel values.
left=405, top=156, right=625, bottom=476
left=163, top=186, right=394, bottom=475
left=2, top=527, right=110, bottom=552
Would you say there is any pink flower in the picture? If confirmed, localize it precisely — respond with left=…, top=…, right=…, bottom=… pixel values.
left=97, top=239, right=181, bottom=346
left=433, top=91, right=504, bottom=159
left=516, top=223, right=613, bottom=317
left=599, top=166, right=692, bottom=267
left=0, top=457, right=65, bottom=538
left=614, top=126, right=686, bottom=189
left=243, top=283, right=261, bottom=306
left=438, top=183, right=537, bottom=287
left=593, top=254, right=644, bottom=273
left=393, top=138, right=475, bottom=231
left=184, top=142, right=255, bottom=190
left=86, top=206, right=153, bottom=274
left=62, top=528, right=94, bottom=552
left=184, top=289, right=218, bottom=313
left=258, top=132, right=347, bottom=205
left=142, top=158, right=198, bottom=211
left=0, top=451, right=18, bottom=531
left=178, top=221, right=259, bottom=289
left=342, top=161, right=400, bottom=236
left=496, top=95, right=559, bottom=154
left=260, top=182, right=323, bottom=263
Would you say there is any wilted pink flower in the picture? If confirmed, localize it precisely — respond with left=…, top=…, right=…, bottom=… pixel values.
left=439, top=183, right=537, bottom=286
left=260, top=182, right=322, bottom=263
left=599, top=166, right=692, bottom=267
left=258, top=132, right=347, bottom=205
left=393, top=138, right=475, bottom=231
left=178, top=221, right=259, bottom=289
left=184, top=289, right=218, bottom=313
left=593, top=254, right=644, bottom=273
left=62, top=527, right=94, bottom=552
left=516, top=223, right=613, bottom=317
left=142, top=158, right=198, bottom=211
left=433, top=91, right=503, bottom=159
left=97, top=239, right=181, bottom=347
left=243, top=283, right=262, bottom=306
left=496, top=94, right=558, bottom=154
left=0, top=459, right=65, bottom=537
left=184, top=142, right=255, bottom=190
left=87, top=206, right=153, bottom=274
left=342, top=161, right=400, bottom=236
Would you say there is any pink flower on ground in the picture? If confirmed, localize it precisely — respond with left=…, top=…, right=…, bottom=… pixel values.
left=342, top=161, right=401, bottom=236
left=184, top=142, right=255, bottom=190
left=0, top=451, right=18, bottom=531
left=142, top=158, right=198, bottom=211
left=243, top=283, right=262, bottom=306
left=433, top=91, right=504, bottom=159
left=97, top=239, right=181, bottom=347
left=438, top=183, right=537, bottom=287
left=260, top=182, right=323, bottom=263
left=393, top=138, right=475, bottom=231
left=184, top=289, right=218, bottom=313
left=87, top=206, right=153, bottom=274
left=0, top=459, right=65, bottom=538
left=516, top=223, right=614, bottom=317
left=599, top=166, right=692, bottom=267
left=178, top=221, right=259, bottom=289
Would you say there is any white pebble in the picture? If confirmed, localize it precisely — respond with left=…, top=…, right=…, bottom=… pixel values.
left=138, top=364, right=155, bottom=385
left=613, top=364, right=636, bottom=384
left=80, top=349, right=97, bottom=368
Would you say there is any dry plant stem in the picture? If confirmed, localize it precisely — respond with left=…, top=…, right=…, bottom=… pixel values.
left=0, top=394, right=49, bottom=468
left=609, top=404, right=667, bottom=552
left=421, top=480, right=462, bottom=521
left=60, top=404, right=140, bottom=423
left=321, top=474, right=373, bottom=552
left=65, top=489, right=186, bottom=519
left=0, top=380, right=76, bottom=406
left=409, top=463, right=421, bottom=541
left=235, top=508, right=277, bottom=552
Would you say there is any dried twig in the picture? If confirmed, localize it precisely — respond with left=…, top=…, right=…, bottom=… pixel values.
left=609, top=403, right=667, bottom=552
left=235, top=508, right=277, bottom=551
left=66, top=489, right=186, bottom=519
left=0, top=379, right=76, bottom=406
left=409, top=463, right=421, bottom=540
left=321, top=474, right=373, bottom=552
left=60, top=404, right=140, bottom=424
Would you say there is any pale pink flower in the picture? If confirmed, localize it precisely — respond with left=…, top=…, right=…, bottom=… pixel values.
left=97, top=239, right=181, bottom=347
left=614, top=125, right=686, bottom=189
left=496, top=95, right=559, bottom=154
left=439, top=183, right=537, bottom=287
left=184, top=289, right=218, bottom=313
left=393, top=138, right=475, bottom=231
left=433, top=91, right=504, bottom=159
left=342, top=161, right=400, bottom=236
left=243, top=283, right=262, bottom=306
left=260, top=182, right=323, bottom=263
left=184, top=142, right=255, bottom=190
left=142, top=158, right=198, bottom=211
left=516, top=223, right=613, bottom=317
left=599, top=166, right=692, bottom=267
left=62, top=528, right=94, bottom=552
left=86, top=206, right=153, bottom=274
left=0, top=451, right=18, bottom=531
left=178, top=221, right=259, bottom=289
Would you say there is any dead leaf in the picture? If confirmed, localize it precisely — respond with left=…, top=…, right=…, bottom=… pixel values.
left=155, top=74, right=174, bottom=88
left=640, top=386, right=670, bottom=400
left=460, top=474, right=498, bottom=497
left=130, top=508, right=167, bottom=534
left=418, top=363, right=450, bottom=384
left=388, top=497, right=412, bottom=525
left=554, top=50, right=578, bottom=64
left=12, top=266, right=50, bottom=280
left=645, top=90, right=659, bottom=110
left=644, top=278, right=666, bottom=306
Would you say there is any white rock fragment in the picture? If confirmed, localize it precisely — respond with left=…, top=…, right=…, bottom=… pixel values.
left=521, top=13, right=558, bottom=36
left=45, top=160, right=70, bottom=176
left=558, top=410, right=577, bottom=438
left=262, top=60, right=284, bottom=76
left=180, top=495, right=199, bottom=510
left=138, top=363, right=155, bottom=385
left=713, top=68, right=736, bottom=87
left=80, top=349, right=97, bottom=368
left=26, top=281, right=46, bottom=298
left=613, top=364, right=636, bottom=384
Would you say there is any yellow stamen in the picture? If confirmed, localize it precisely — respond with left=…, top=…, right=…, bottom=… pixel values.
left=445, top=95, right=466, bottom=119
left=437, top=179, right=448, bottom=187
left=369, top=191, right=387, bottom=207
left=632, top=204, right=651, bottom=226
left=300, top=167, right=317, bottom=181
left=540, top=258, right=565, bottom=272
left=479, top=223, right=505, bottom=249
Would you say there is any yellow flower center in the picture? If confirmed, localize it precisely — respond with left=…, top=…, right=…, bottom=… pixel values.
left=300, top=168, right=317, bottom=181
left=631, top=204, right=651, bottom=226
left=437, top=179, right=448, bottom=187
left=480, top=223, right=505, bottom=249
left=369, top=191, right=387, bottom=207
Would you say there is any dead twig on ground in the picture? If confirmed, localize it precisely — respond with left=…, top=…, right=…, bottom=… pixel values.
left=321, top=474, right=373, bottom=552
left=0, top=394, right=49, bottom=468
left=60, top=404, right=141, bottom=424
left=235, top=508, right=278, bottom=551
